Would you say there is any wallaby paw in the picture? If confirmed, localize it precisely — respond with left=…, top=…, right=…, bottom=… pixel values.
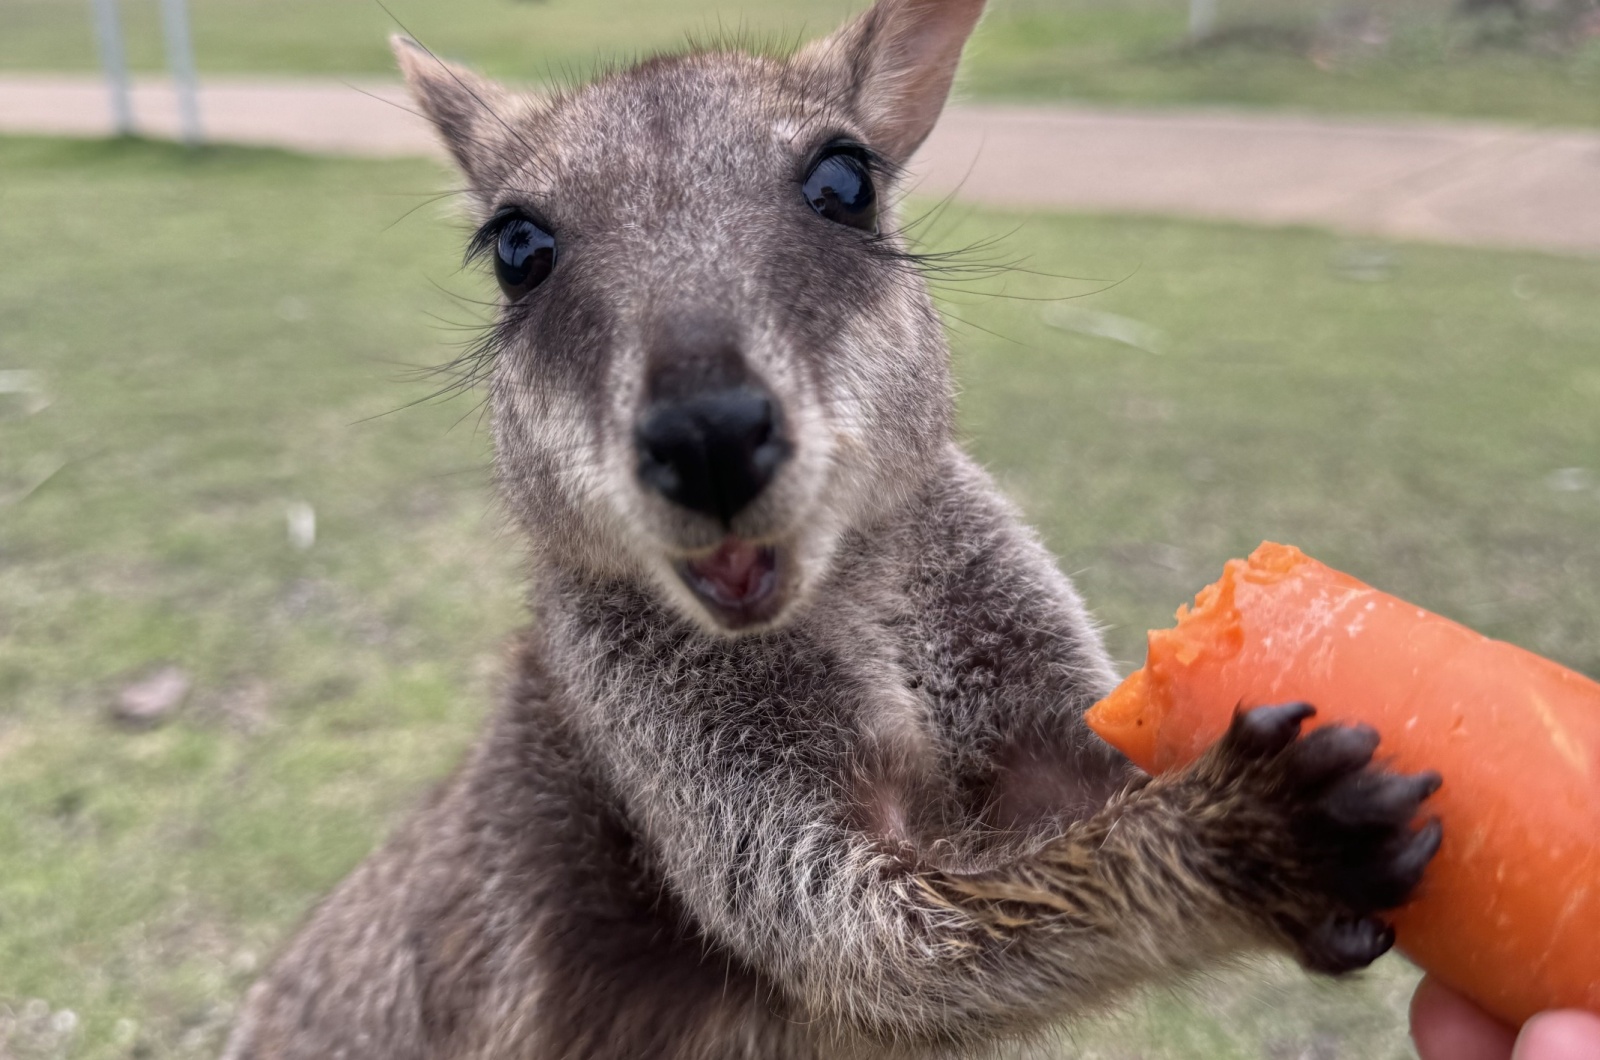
left=1207, top=703, right=1443, bottom=975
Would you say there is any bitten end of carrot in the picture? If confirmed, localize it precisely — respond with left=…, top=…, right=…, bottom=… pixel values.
left=1245, top=541, right=1314, bottom=578
left=1086, top=667, right=1158, bottom=771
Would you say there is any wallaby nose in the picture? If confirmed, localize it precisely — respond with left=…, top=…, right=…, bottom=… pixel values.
left=635, top=388, right=790, bottom=524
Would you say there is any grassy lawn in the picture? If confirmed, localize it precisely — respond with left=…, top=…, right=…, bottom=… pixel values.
left=4, top=0, right=1600, bottom=126
left=1, top=137, right=1597, bottom=1058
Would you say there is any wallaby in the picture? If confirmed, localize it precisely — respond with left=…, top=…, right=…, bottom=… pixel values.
left=223, top=1, right=1442, bottom=1056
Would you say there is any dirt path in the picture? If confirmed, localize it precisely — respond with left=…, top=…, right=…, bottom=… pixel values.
left=4, top=73, right=1597, bottom=256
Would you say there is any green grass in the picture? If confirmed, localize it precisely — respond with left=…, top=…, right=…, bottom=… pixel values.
left=1, top=137, right=1597, bottom=1058
left=4, top=0, right=1600, bottom=126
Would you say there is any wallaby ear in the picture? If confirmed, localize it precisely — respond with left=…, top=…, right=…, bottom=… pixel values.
left=392, top=35, right=511, bottom=182
left=801, top=0, right=986, bottom=162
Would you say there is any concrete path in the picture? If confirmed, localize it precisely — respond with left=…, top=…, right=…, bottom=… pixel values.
left=4, top=73, right=1598, bottom=257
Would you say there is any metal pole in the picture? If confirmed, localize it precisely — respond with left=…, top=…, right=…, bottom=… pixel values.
left=159, top=0, right=203, bottom=146
left=1189, top=0, right=1218, bottom=38
left=88, top=0, right=134, bottom=136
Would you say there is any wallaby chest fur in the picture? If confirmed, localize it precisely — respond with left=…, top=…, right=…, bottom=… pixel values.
left=229, top=457, right=1126, bottom=1059
left=225, top=3, right=1443, bottom=1057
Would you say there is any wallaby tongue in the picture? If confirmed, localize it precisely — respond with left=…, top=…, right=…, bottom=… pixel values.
left=687, top=539, right=773, bottom=605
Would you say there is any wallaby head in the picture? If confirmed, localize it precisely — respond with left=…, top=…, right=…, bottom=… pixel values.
left=396, top=0, right=985, bottom=634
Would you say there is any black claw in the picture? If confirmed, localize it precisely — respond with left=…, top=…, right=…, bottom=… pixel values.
left=1391, top=817, right=1444, bottom=886
left=1231, top=702, right=1316, bottom=758
left=1321, top=769, right=1441, bottom=828
left=1289, top=724, right=1381, bottom=788
left=1328, top=815, right=1444, bottom=911
left=1302, top=915, right=1396, bottom=974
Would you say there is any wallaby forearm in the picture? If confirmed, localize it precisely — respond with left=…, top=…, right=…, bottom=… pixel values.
left=682, top=779, right=1246, bottom=1044
left=649, top=706, right=1437, bottom=1046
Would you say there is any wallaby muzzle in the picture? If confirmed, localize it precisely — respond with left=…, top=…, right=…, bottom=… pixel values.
left=635, top=387, right=791, bottom=525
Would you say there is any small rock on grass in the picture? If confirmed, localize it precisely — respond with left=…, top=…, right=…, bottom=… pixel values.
left=113, top=666, right=192, bottom=727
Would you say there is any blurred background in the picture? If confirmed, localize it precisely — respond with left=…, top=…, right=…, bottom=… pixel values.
left=1, top=1, right=1597, bottom=1057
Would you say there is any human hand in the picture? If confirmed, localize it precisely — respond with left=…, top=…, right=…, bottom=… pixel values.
left=1411, top=975, right=1600, bottom=1060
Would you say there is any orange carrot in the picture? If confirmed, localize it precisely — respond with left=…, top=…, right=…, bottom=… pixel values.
left=1086, top=542, right=1600, bottom=1027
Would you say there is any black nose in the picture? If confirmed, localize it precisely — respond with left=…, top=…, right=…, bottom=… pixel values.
left=635, top=388, right=790, bottom=523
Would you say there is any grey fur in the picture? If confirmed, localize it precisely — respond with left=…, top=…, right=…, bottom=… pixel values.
left=224, top=3, right=1440, bottom=1057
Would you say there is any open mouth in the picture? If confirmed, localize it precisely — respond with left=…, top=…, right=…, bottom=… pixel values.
left=677, top=538, right=782, bottom=629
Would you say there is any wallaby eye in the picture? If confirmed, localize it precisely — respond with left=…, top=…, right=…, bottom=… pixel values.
left=494, top=216, right=556, bottom=299
left=803, top=149, right=877, bottom=234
